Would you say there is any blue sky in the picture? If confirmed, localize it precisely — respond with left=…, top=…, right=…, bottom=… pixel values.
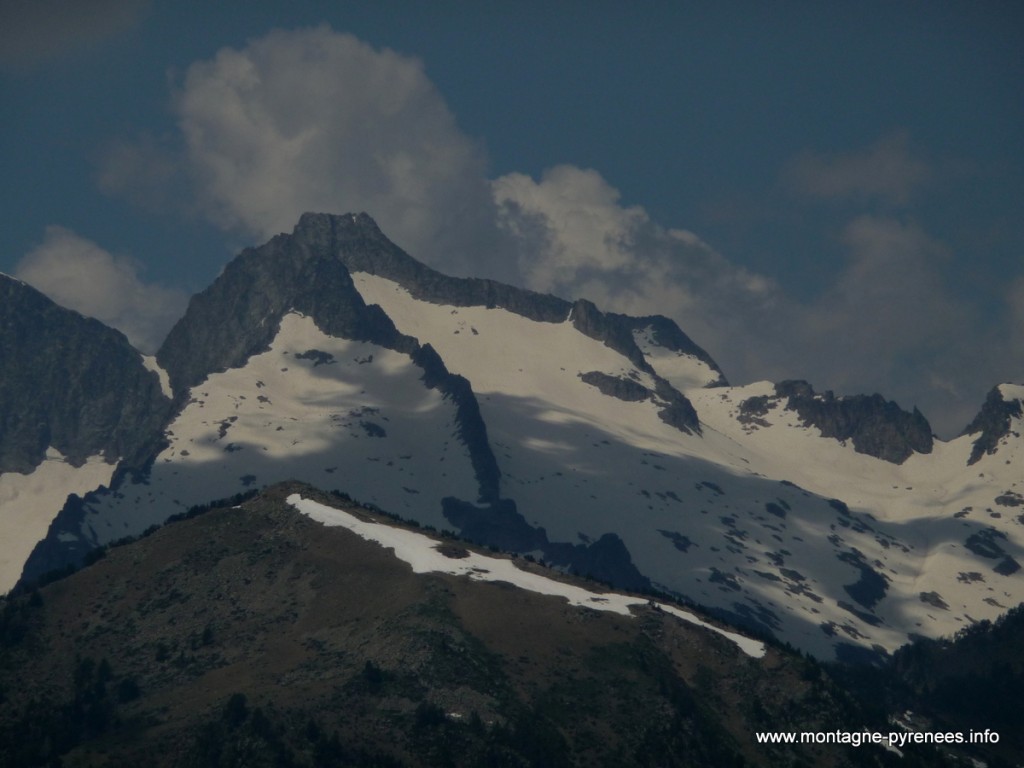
left=2, top=1, right=1022, bottom=436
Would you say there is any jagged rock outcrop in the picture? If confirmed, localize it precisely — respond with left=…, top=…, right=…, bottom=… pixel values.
left=570, top=299, right=702, bottom=433
left=623, top=312, right=727, bottom=387
left=570, top=299, right=652, bottom=372
left=442, top=497, right=651, bottom=592
left=773, top=380, right=933, bottom=463
left=579, top=371, right=652, bottom=402
left=0, top=276, right=170, bottom=474
left=963, top=385, right=1024, bottom=465
left=412, top=344, right=501, bottom=502
left=567, top=300, right=724, bottom=387
left=294, top=212, right=573, bottom=322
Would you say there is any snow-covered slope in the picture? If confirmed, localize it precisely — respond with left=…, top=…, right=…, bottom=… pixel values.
left=687, top=382, right=1024, bottom=656
left=350, top=266, right=1024, bottom=660
left=0, top=273, right=170, bottom=593
left=58, top=313, right=482, bottom=550
left=0, top=449, right=115, bottom=592
left=632, top=324, right=723, bottom=390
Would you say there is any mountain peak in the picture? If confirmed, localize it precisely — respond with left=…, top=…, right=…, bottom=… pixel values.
left=293, top=210, right=387, bottom=248
left=296, top=209, right=380, bottom=229
left=156, top=215, right=414, bottom=398
left=963, top=383, right=1024, bottom=464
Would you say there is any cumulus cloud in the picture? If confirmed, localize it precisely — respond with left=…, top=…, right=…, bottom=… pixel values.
left=494, top=165, right=783, bottom=351
left=782, top=132, right=931, bottom=206
left=15, top=226, right=187, bottom=353
left=145, top=25, right=499, bottom=276
left=0, top=0, right=148, bottom=72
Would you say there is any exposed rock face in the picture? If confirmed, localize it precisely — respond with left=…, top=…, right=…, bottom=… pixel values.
left=157, top=226, right=414, bottom=399
left=774, top=380, right=933, bottom=463
left=567, top=301, right=725, bottom=386
left=963, top=386, right=1024, bottom=465
left=545, top=532, right=652, bottom=592
left=0, top=276, right=170, bottom=474
left=411, top=344, right=500, bottom=503
left=294, top=212, right=573, bottom=322
left=626, top=313, right=728, bottom=387
left=442, top=496, right=651, bottom=592
left=570, top=299, right=652, bottom=371
left=570, top=300, right=701, bottom=433
left=652, top=378, right=702, bottom=434
left=579, top=371, right=652, bottom=402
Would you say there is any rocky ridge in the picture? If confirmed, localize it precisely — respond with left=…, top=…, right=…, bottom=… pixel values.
left=962, top=384, right=1024, bottom=465
left=0, top=275, right=170, bottom=474
left=747, top=380, right=935, bottom=464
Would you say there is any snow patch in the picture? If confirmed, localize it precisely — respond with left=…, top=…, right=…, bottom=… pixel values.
left=141, top=354, right=173, bottom=399
left=632, top=325, right=721, bottom=390
left=997, top=382, right=1024, bottom=404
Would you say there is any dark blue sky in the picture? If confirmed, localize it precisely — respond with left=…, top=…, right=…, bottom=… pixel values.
left=2, top=1, right=1022, bottom=435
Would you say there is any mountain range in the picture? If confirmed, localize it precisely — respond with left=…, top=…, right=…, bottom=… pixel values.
left=2, top=212, right=1023, bottom=665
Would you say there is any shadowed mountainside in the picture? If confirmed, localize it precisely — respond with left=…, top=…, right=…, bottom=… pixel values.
left=0, top=482, right=936, bottom=768
left=0, top=275, right=170, bottom=474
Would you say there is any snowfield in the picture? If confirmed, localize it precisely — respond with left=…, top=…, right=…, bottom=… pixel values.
left=0, top=449, right=115, bottom=593
left=353, top=271, right=1024, bottom=659
left=68, top=313, right=481, bottom=548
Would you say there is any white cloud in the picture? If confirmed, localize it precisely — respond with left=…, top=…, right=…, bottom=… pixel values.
left=164, top=25, right=501, bottom=274
left=494, top=164, right=784, bottom=367
left=15, top=226, right=186, bottom=353
left=494, top=166, right=648, bottom=288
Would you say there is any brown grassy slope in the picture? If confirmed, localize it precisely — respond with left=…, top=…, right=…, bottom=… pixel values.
left=0, top=482, right=912, bottom=767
